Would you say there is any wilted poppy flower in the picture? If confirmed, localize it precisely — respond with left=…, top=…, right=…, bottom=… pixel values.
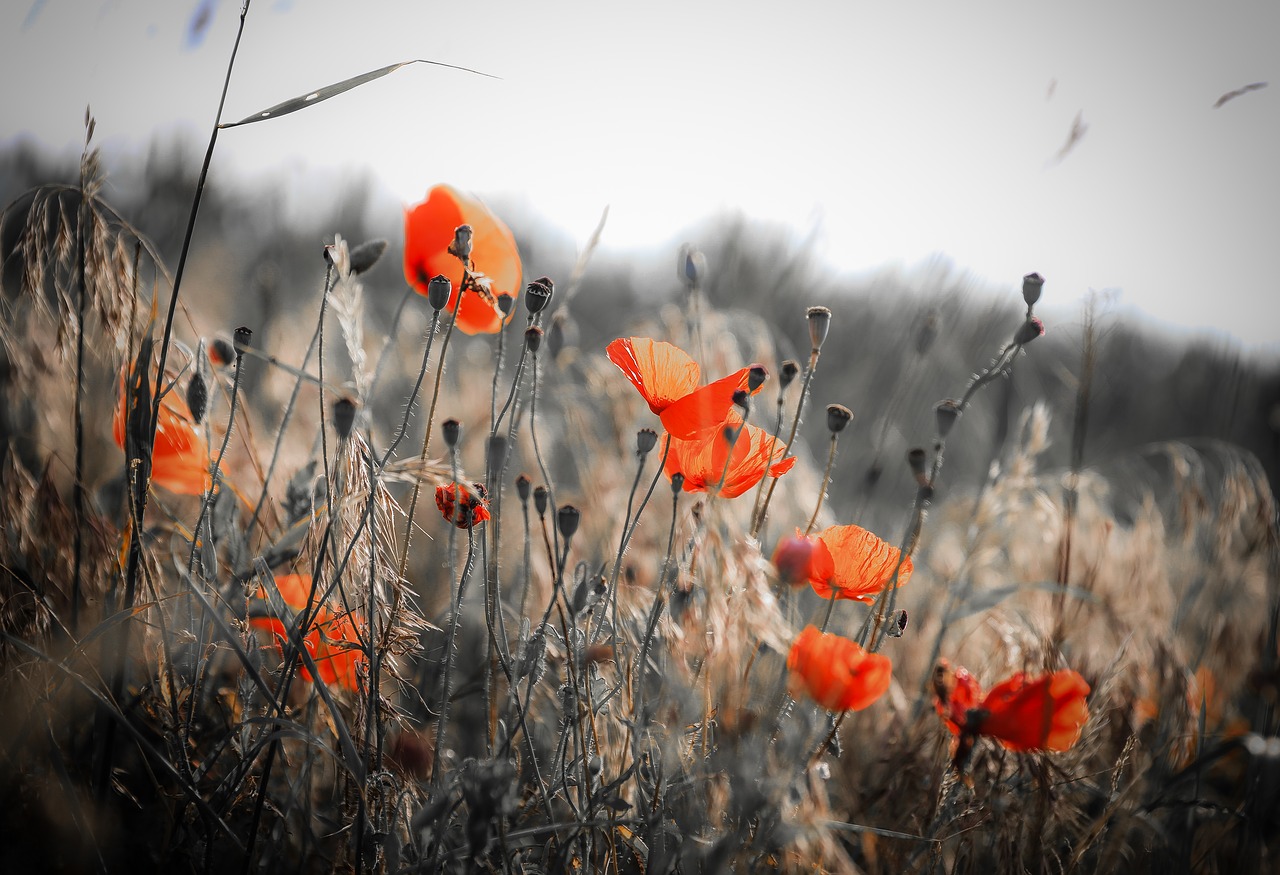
left=404, top=184, right=522, bottom=334
left=806, top=524, right=913, bottom=603
left=933, top=659, right=1090, bottom=768
left=788, top=625, right=892, bottom=712
left=772, top=532, right=835, bottom=587
left=249, top=573, right=366, bottom=691
left=436, top=481, right=491, bottom=528
left=606, top=337, right=757, bottom=441
left=664, top=423, right=796, bottom=499
left=112, top=367, right=211, bottom=496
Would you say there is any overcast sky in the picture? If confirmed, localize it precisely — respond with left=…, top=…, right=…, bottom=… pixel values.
left=3, top=0, right=1277, bottom=350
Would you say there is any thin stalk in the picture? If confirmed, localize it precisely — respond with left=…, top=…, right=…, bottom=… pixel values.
left=752, top=347, right=820, bottom=538
left=431, top=523, right=478, bottom=787
left=805, top=433, right=840, bottom=536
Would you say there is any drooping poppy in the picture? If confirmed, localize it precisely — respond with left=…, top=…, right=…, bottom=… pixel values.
left=606, top=337, right=757, bottom=441
left=932, top=659, right=1090, bottom=768
left=404, top=184, right=522, bottom=334
left=112, top=367, right=211, bottom=496
left=436, top=481, right=491, bottom=528
left=663, top=423, right=796, bottom=499
left=806, top=524, right=913, bottom=603
left=787, top=625, right=892, bottom=712
left=771, top=532, right=835, bottom=587
left=249, top=573, right=366, bottom=691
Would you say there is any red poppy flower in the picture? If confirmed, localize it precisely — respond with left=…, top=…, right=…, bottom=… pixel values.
left=772, top=532, right=835, bottom=587
left=806, top=524, right=913, bottom=603
left=436, top=481, right=491, bottom=528
left=404, top=184, right=522, bottom=334
left=606, top=337, right=755, bottom=440
left=787, top=625, right=892, bottom=712
left=249, top=573, right=366, bottom=691
left=933, top=659, right=1090, bottom=764
left=112, top=368, right=211, bottom=496
left=663, top=423, right=796, bottom=499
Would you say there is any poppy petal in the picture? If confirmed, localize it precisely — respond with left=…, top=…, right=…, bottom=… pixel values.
left=979, top=669, right=1091, bottom=752
left=659, top=367, right=750, bottom=440
left=788, top=625, right=892, bottom=712
left=606, top=337, right=701, bottom=415
left=811, top=524, right=912, bottom=603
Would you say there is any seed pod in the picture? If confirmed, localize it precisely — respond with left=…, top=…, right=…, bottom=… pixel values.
left=780, top=360, right=800, bottom=388
left=332, top=396, right=357, bottom=440
left=934, top=399, right=961, bottom=439
left=826, top=403, right=853, bottom=434
left=427, top=274, right=452, bottom=311
left=1022, top=272, right=1045, bottom=308
left=442, top=418, right=462, bottom=449
left=636, top=428, right=658, bottom=455
left=557, top=504, right=581, bottom=540
left=525, top=276, right=554, bottom=314
left=515, top=473, right=532, bottom=502
left=1013, top=316, right=1046, bottom=346
left=233, top=325, right=252, bottom=356
left=449, top=224, right=473, bottom=262
left=524, top=326, right=544, bottom=353
left=533, top=485, right=549, bottom=517
left=497, top=293, right=515, bottom=316
left=807, top=306, right=832, bottom=351
left=747, top=364, right=768, bottom=393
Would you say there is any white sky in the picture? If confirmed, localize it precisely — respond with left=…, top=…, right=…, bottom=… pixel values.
left=3, top=0, right=1278, bottom=350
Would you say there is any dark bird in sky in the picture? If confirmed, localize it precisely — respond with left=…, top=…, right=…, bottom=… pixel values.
left=1212, top=81, right=1268, bottom=109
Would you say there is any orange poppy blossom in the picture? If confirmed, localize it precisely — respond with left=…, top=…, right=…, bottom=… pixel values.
left=606, top=337, right=759, bottom=441
left=112, top=366, right=211, bottom=496
left=249, top=573, right=366, bottom=691
left=663, top=422, right=796, bottom=499
left=772, top=524, right=912, bottom=603
left=404, top=184, right=522, bottom=334
left=932, top=659, right=1090, bottom=769
left=787, top=625, right=892, bottom=712
left=436, top=481, right=491, bottom=528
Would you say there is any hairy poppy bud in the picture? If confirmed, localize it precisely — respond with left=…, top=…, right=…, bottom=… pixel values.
left=525, top=276, right=554, bottom=315
left=637, top=428, right=658, bottom=455
left=780, top=360, right=800, bottom=389
left=233, top=325, right=252, bottom=356
left=533, top=485, right=549, bottom=517
left=497, top=293, right=515, bottom=316
left=515, top=473, right=532, bottom=502
left=1013, top=316, right=1046, bottom=346
left=441, top=418, right=461, bottom=449
left=332, top=396, right=357, bottom=440
left=449, top=224, right=473, bottom=262
left=934, top=399, right=961, bottom=439
left=826, top=403, right=853, bottom=434
left=747, top=364, right=768, bottom=393
left=524, top=326, right=544, bottom=353
left=427, top=274, right=452, bottom=311
left=807, top=307, right=832, bottom=351
left=671, top=472, right=685, bottom=494
left=1022, top=272, right=1045, bottom=308
left=349, top=239, right=388, bottom=275
left=557, top=505, right=580, bottom=540
left=186, top=372, right=209, bottom=425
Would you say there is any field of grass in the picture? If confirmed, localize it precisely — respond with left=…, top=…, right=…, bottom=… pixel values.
left=1, top=52, right=1278, bottom=875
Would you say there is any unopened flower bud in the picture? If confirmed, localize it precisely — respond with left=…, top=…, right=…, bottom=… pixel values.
left=671, top=472, right=685, bottom=494
left=732, top=389, right=751, bottom=412
left=525, top=276, right=554, bottom=314
left=533, top=485, right=549, bottom=517
left=209, top=337, right=234, bottom=369
left=449, top=224, right=473, bottom=262
left=907, top=447, right=928, bottom=484
left=557, top=504, right=581, bottom=540
left=233, top=325, right=252, bottom=356
left=934, top=399, right=961, bottom=439
left=747, top=364, right=768, bottom=393
left=497, top=293, right=515, bottom=316
left=547, top=311, right=576, bottom=359
left=524, top=326, right=544, bottom=353
left=826, top=403, right=853, bottom=434
left=515, top=473, right=532, bottom=502
left=442, top=418, right=462, bottom=449
left=349, top=238, right=388, bottom=275
left=637, top=428, right=658, bottom=455
left=679, top=246, right=706, bottom=286
left=186, top=372, right=209, bottom=425
left=1022, top=272, right=1045, bottom=308
left=1013, top=316, right=1046, bottom=346
left=780, top=360, right=800, bottom=388
left=332, top=396, right=357, bottom=440
left=427, top=274, right=452, bottom=311
left=807, top=306, right=832, bottom=351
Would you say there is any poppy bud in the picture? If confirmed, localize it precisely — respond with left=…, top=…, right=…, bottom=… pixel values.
left=780, top=360, right=800, bottom=389
left=442, top=418, right=461, bottom=449
left=916, top=311, right=939, bottom=357
left=515, top=473, right=532, bottom=502
left=497, top=293, right=515, bottom=316
left=186, top=372, right=209, bottom=425
left=449, top=224, right=473, bottom=262
left=747, top=364, right=768, bottom=393
left=807, top=307, right=832, bottom=351
left=487, top=434, right=508, bottom=471
left=533, top=485, right=549, bottom=517
left=934, top=399, right=961, bottom=439
left=732, top=389, right=751, bottom=412
left=671, top=472, right=685, bottom=494
left=332, top=396, right=357, bottom=440
left=826, top=403, right=853, bottom=434
left=1021, top=272, right=1045, bottom=308
left=427, top=274, right=452, bottom=311
left=233, top=325, right=252, bottom=356
left=907, top=447, right=928, bottom=484
left=637, top=428, right=658, bottom=455
left=1013, top=316, right=1046, bottom=346
left=349, top=238, right=388, bottom=275
left=557, top=505, right=580, bottom=540
left=679, top=246, right=707, bottom=286
left=209, top=337, right=234, bottom=369
left=547, top=311, right=576, bottom=359
left=524, top=326, right=544, bottom=353
left=525, top=276, right=554, bottom=314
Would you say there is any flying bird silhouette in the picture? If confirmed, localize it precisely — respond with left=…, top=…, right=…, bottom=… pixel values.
left=1212, top=81, right=1267, bottom=109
